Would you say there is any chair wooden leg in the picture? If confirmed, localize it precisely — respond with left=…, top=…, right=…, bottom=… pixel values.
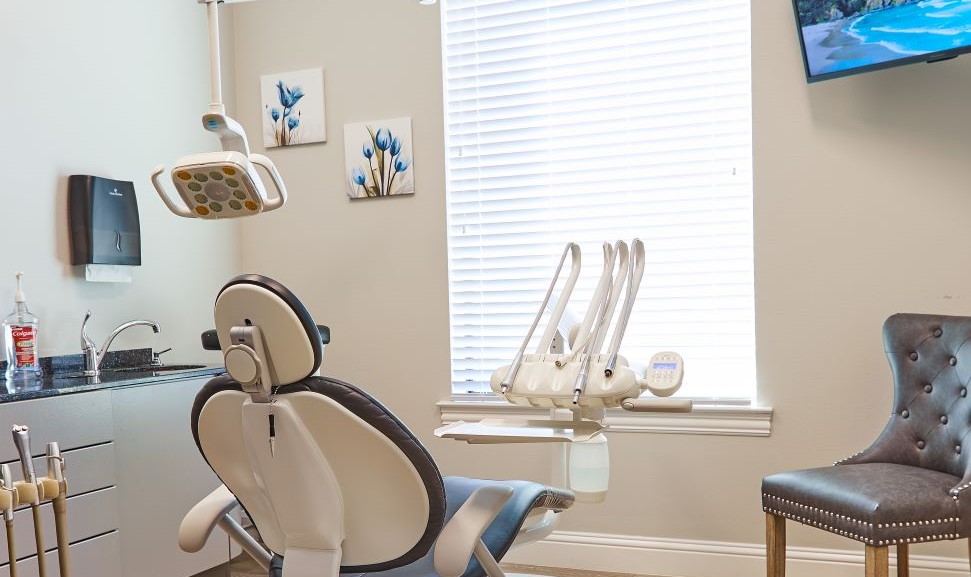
left=866, top=545, right=889, bottom=577
left=766, top=513, right=786, bottom=577
left=895, top=543, right=909, bottom=577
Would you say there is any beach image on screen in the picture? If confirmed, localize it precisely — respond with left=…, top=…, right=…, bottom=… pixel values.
left=796, top=0, right=971, bottom=78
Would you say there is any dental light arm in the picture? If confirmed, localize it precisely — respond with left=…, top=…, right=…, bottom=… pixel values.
left=153, top=0, right=288, bottom=219
left=202, top=113, right=249, bottom=155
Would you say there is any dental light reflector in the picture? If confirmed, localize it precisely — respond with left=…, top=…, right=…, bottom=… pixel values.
left=152, top=151, right=287, bottom=219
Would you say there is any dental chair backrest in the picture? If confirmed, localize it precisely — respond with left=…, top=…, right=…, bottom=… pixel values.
left=192, top=274, right=446, bottom=576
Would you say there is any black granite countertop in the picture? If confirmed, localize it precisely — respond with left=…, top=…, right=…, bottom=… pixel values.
left=0, top=348, right=224, bottom=403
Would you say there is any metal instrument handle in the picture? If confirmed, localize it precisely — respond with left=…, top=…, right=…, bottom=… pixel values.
left=12, top=425, right=35, bottom=482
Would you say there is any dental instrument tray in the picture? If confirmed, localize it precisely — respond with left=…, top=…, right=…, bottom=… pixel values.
left=435, top=418, right=604, bottom=444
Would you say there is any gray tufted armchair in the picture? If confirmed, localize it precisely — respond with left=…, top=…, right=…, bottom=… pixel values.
left=762, top=313, right=971, bottom=577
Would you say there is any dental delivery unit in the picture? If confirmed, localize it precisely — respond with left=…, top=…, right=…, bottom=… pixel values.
left=436, top=239, right=691, bottom=503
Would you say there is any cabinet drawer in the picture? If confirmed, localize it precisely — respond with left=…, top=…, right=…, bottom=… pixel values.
left=53, top=443, right=115, bottom=494
left=0, top=487, right=118, bottom=561
left=0, top=391, right=112, bottom=461
left=0, top=530, right=122, bottom=577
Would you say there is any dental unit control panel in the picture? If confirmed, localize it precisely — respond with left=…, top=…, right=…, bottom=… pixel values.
left=643, top=351, right=684, bottom=397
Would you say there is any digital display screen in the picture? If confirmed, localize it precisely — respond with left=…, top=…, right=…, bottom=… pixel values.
left=653, top=363, right=678, bottom=371
left=793, top=0, right=971, bottom=82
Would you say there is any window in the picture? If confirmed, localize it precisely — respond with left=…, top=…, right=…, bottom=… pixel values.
left=442, top=0, right=753, bottom=400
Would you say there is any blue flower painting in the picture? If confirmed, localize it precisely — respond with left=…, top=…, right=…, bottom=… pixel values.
left=343, top=117, right=415, bottom=199
left=260, top=68, right=326, bottom=148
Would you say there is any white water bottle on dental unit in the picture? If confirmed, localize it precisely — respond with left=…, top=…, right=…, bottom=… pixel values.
left=567, top=433, right=609, bottom=503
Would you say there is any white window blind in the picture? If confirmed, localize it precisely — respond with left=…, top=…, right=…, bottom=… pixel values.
left=442, top=0, right=753, bottom=399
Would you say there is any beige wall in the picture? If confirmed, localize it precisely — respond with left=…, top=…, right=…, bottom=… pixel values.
left=1, top=0, right=239, bottom=363
left=752, top=0, right=971, bottom=558
left=232, top=0, right=971, bottom=562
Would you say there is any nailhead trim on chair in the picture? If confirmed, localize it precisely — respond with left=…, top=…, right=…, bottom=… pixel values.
left=763, top=506, right=873, bottom=544
left=762, top=494, right=961, bottom=546
left=951, top=482, right=971, bottom=498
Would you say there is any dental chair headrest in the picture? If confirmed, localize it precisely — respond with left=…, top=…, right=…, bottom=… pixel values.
left=214, top=274, right=322, bottom=391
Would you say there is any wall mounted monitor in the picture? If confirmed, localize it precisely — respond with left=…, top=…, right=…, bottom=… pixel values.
left=792, top=0, right=971, bottom=82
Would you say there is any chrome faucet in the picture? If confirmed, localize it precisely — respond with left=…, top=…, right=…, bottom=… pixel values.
left=81, top=311, right=161, bottom=376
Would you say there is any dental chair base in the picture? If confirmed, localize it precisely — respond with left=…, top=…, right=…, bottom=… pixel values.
left=183, top=476, right=572, bottom=577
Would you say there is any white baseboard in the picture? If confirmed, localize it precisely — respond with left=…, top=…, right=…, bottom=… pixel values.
left=503, top=530, right=970, bottom=577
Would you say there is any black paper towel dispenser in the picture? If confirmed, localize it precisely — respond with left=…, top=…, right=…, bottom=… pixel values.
left=68, top=175, right=141, bottom=266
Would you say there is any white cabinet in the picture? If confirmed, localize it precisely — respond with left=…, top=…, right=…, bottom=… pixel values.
left=0, top=375, right=229, bottom=577
left=111, top=377, right=230, bottom=577
left=0, top=391, right=122, bottom=577
left=0, top=533, right=122, bottom=577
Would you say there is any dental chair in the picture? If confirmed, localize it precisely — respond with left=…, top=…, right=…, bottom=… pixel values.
left=179, top=274, right=575, bottom=577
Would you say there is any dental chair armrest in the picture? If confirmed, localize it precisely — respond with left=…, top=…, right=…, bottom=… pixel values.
left=434, top=485, right=514, bottom=577
left=179, top=485, right=239, bottom=553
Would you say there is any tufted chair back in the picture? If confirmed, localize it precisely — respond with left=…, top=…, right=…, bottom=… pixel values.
left=841, top=314, right=971, bottom=492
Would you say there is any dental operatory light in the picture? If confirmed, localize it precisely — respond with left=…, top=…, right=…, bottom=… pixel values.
left=153, top=0, right=288, bottom=219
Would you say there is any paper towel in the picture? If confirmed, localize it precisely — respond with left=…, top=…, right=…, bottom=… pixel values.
left=85, top=264, right=133, bottom=283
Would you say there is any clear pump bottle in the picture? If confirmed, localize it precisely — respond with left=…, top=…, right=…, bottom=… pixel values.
left=3, top=272, right=40, bottom=380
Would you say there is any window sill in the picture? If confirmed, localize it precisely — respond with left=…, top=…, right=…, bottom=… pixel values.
left=437, top=398, right=773, bottom=437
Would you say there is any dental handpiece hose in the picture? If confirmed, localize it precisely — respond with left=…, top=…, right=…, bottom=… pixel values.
left=47, top=443, right=70, bottom=577
left=1, top=464, right=16, bottom=577
left=12, top=426, right=46, bottom=577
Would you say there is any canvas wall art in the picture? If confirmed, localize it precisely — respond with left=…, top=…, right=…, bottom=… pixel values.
left=343, top=117, right=414, bottom=199
left=260, top=68, right=326, bottom=147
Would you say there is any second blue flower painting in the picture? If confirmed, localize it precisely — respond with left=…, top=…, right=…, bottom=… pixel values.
left=260, top=68, right=326, bottom=147
left=343, top=117, right=415, bottom=199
